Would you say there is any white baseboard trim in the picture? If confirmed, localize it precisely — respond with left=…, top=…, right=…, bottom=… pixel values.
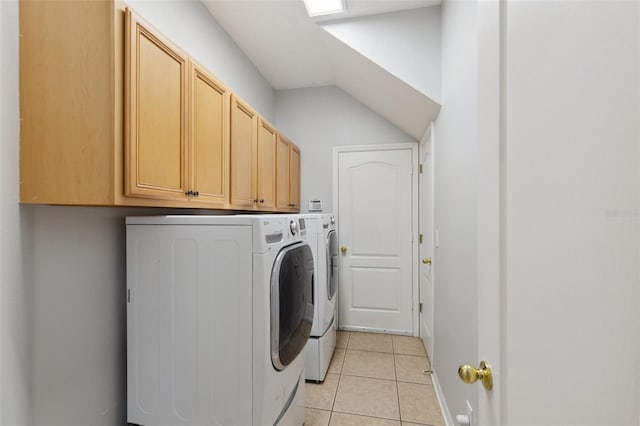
left=339, top=325, right=413, bottom=336
left=431, top=370, right=455, bottom=426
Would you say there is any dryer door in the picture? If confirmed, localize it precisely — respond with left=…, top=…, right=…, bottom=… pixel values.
left=326, top=230, right=338, bottom=301
left=271, top=242, right=314, bottom=370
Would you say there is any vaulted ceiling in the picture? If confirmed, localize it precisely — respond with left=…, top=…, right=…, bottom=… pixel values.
left=202, top=0, right=442, bottom=139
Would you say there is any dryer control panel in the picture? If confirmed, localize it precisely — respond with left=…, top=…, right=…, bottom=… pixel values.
left=253, top=216, right=306, bottom=253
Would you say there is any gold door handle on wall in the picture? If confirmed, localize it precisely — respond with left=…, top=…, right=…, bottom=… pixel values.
left=458, top=361, right=493, bottom=391
left=422, top=258, right=432, bottom=265
left=341, top=246, right=347, bottom=254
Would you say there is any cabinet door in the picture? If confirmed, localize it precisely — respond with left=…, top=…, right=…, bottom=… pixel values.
left=125, top=9, right=188, bottom=200
left=256, top=119, right=276, bottom=210
left=275, top=134, right=291, bottom=210
left=289, top=145, right=301, bottom=211
left=190, top=62, right=229, bottom=207
left=229, top=96, right=257, bottom=209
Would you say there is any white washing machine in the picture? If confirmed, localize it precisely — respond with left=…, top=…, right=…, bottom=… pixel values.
left=300, top=214, right=338, bottom=382
left=126, top=215, right=313, bottom=426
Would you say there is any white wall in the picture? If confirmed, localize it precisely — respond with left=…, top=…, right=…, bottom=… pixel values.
left=503, top=1, right=639, bottom=423
left=0, top=1, right=3, bottom=419
left=0, top=1, right=275, bottom=424
left=274, top=86, right=416, bottom=214
left=127, top=0, right=275, bottom=121
left=1, top=1, right=33, bottom=424
left=431, top=0, right=477, bottom=420
left=321, top=6, right=441, bottom=102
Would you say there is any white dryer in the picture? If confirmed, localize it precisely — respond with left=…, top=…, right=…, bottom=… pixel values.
left=300, top=213, right=338, bottom=382
left=126, top=215, right=313, bottom=426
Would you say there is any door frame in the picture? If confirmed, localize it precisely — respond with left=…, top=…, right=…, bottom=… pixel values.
left=418, top=124, right=434, bottom=357
left=332, top=143, right=419, bottom=337
left=477, top=0, right=505, bottom=424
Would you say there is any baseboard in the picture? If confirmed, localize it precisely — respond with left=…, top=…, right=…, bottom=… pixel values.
left=339, top=325, right=414, bottom=336
left=431, top=370, right=456, bottom=426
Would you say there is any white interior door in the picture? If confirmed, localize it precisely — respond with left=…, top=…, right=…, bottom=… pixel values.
left=476, top=0, right=502, bottom=423
left=334, top=145, right=417, bottom=335
left=475, top=1, right=640, bottom=425
left=418, top=128, right=434, bottom=357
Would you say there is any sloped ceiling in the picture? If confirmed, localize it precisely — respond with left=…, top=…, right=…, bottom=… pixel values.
left=201, top=0, right=441, bottom=139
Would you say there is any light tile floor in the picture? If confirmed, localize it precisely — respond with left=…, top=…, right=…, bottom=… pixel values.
left=304, top=331, right=445, bottom=426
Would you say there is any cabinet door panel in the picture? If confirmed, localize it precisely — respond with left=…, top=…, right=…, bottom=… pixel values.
left=191, top=64, right=228, bottom=207
left=289, top=146, right=301, bottom=211
left=126, top=10, right=188, bottom=200
left=276, top=135, right=291, bottom=210
left=256, top=120, right=276, bottom=210
left=229, top=96, right=257, bottom=208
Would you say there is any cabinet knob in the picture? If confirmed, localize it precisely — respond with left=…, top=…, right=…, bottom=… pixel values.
left=185, top=190, right=193, bottom=196
left=194, top=191, right=199, bottom=197
left=260, top=199, right=264, bottom=203
left=254, top=199, right=259, bottom=203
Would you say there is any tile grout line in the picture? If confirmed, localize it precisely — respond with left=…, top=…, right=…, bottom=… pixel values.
left=330, top=363, right=342, bottom=412
left=392, top=335, right=404, bottom=424
left=330, top=409, right=407, bottom=423
left=329, top=330, right=349, bottom=424
left=317, top=332, right=441, bottom=425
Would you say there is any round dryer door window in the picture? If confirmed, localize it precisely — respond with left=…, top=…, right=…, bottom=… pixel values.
left=327, top=230, right=338, bottom=300
left=270, top=242, right=314, bottom=370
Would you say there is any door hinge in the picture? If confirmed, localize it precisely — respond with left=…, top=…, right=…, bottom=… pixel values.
left=127, top=289, right=131, bottom=303
left=419, top=234, right=423, bottom=244
left=419, top=163, right=423, bottom=174
left=419, top=302, right=423, bottom=313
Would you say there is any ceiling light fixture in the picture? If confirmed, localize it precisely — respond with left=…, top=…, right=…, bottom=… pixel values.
left=303, top=0, right=345, bottom=17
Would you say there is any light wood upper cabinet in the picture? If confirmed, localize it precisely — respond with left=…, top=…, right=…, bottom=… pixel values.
left=289, top=145, right=301, bottom=211
left=275, top=134, right=300, bottom=212
left=229, top=95, right=258, bottom=209
left=276, top=134, right=292, bottom=211
left=256, top=119, right=277, bottom=210
left=19, top=1, right=299, bottom=211
left=125, top=9, right=189, bottom=200
left=20, top=0, right=119, bottom=205
left=126, top=10, right=230, bottom=207
left=189, top=62, right=229, bottom=208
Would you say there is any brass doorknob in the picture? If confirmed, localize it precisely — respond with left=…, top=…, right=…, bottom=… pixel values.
left=422, top=258, right=432, bottom=265
left=341, top=246, right=347, bottom=254
left=458, top=361, right=493, bottom=391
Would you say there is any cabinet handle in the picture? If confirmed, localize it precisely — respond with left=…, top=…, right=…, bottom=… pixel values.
left=253, top=199, right=258, bottom=203
left=194, top=191, right=199, bottom=197
left=185, top=190, right=193, bottom=196
left=260, top=199, right=264, bottom=204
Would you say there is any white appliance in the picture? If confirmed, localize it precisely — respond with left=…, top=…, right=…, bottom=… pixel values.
left=126, top=215, right=313, bottom=426
left=300, top=214, right=338, bottom=382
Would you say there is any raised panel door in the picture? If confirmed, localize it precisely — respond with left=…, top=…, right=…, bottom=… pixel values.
left=229, top=96, right=257, bottom=209
left=275, top=135, right=291, bottom=211
left=337, top=148, right=414, bottom=333
left=189, top=62, right=229, bottom=207
left=256, top=119, right=276, bottom=210
left=125, top=9, right=188, bottom=200
left=289, top=145, right=301, bottom=211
